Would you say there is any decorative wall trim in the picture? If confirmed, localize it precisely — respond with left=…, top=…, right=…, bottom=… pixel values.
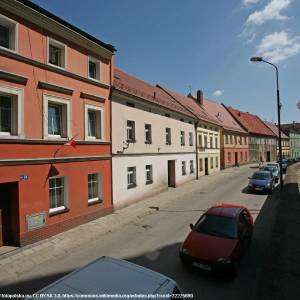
left=80, top=92, right=105, bottom=103
left=0, top=49, right=110, bottom=89
left=0, top=138, right=111, bottom=145
left=38, top=81, right=73, bottom=95
left=0, top=155, right=111, bottom=166
left=0, top=69, right=28, bottom=84
left=113, top=151, right=196, bottom=157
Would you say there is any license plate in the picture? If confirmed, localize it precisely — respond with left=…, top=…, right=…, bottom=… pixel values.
left=192, top=261, right=211, bottom=271
left=255, top=187, right=263, bottom=191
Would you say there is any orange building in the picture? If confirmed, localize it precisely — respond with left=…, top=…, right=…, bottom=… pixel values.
left=0, top=0, right=115, bottom=246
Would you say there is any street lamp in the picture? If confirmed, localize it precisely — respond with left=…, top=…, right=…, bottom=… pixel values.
left=250, top=56, right=283, bottom=190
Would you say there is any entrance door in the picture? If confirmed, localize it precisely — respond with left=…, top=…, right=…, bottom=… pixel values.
left=168, top=160, right=176, bottom=187
left=205, top=158, right=209, bottom=175
left=235, top=152, right=238, bottom=165
left=0, top=182, right=18, bottom=246
left=267, top=151, right=271, bottom=162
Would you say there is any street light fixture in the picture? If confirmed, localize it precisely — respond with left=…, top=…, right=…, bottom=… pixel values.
left=250, top=56, right=283, bottom=190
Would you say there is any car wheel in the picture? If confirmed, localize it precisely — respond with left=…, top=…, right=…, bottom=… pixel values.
left=179, top=253, right=188, bottom=265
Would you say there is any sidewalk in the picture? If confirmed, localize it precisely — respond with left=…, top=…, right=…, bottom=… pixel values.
left=0, top=164, right=251, bottom=285
left=257, top=162, right=300, bottom=300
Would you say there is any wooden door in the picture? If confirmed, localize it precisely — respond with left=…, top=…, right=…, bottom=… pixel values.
left=168, top=160, right=176, bottom=187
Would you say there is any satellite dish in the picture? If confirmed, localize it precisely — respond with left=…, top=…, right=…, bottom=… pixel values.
left=297, top=101, right=300, bottom=110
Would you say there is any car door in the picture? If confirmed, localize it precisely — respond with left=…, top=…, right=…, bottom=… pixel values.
left=238, top=212, right=252, bottom=255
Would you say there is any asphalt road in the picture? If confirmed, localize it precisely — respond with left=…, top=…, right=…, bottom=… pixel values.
left=2, top=165, right=280, bottom=300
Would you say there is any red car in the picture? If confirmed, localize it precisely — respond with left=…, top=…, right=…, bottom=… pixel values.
left=180, top=203, right=253, bottom=275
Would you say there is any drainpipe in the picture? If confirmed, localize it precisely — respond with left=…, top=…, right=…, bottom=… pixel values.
left=195, top=121, right=199, bottom=180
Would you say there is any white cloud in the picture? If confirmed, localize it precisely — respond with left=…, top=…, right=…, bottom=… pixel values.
left=256, top=31, right=300, bottom=62
left=212, top=90, right=223, bottom=97
left=246, top=0, right=291, bottom=26
left=242, top=0, right=261, bottom=6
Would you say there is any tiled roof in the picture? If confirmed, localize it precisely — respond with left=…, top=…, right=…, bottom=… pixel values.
left=156, top=86, right=220, bottom=126
left=200, top=99, right=246, bottom=133
left=225, top=106, right=276, bottom=137
left=113, top=69, right=195, bottom=118
left=264, top=121, right=289, bottom=139
left=281, top=123, right=300, bottom=135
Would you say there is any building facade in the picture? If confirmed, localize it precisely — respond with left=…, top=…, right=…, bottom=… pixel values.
left=264, top=121, right=290, bottom=159
left=112, top=69, right=196, bottom=208
left=225, top=107, right=277, bottom=163
left=282, top=123, right=300, bottom=158
left=0, top=0, right=114, bottom=246
left=158, top=88, right=222, bottom=177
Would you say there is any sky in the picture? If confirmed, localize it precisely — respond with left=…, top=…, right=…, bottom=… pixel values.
left=32, top=0, right=300, bottom=123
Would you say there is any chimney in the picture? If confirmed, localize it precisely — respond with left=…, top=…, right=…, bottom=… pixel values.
left=153, top=91, right=156, bottom=99
left=196, top=90, right=204, bottom=105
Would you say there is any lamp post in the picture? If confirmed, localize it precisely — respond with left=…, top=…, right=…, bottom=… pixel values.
left=250, top=56, right=283, bottom=190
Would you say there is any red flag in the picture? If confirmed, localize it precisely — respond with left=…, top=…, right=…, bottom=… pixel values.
left=65, top=138, right=76, bottom=148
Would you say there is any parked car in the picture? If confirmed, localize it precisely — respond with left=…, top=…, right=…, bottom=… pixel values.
left=266, top=162, right=280, bottom=171
left=262, top=165, right=279, bottom=182
left=248, top=170, right=275, bottom=194
left=179, top=203, right=253, bottom=276
left=27, top=256, right=182, bottom=299
left=281, top=159, right=289, bottom=172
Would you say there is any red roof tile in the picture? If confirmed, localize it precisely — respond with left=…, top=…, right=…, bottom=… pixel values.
left=113, top=69, right=194, bottom=118
left=157, top=86, right=220, bottom=126
left=225, top=106, right=276, bottom=137
left=264, top=121, right=289, bottom=139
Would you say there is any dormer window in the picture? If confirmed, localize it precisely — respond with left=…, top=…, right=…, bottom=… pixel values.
left=0, top=15, right=17, bottom=51
left=88, top=56, right=100, bottom=81
left=48, top=38, right=66, bottom=68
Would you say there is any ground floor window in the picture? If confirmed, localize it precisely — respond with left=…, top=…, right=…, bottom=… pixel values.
left=245, top=152, right=247, bottom=162
left=210, top=157, right=213, bottom=169
left=145, top=165, right=153, bottom=184
left=241, top=152, right=243, bottom=162
left=190, top=160, right=194, bottom=174
left=215, top=157, right=218, bottom=168
left=88, top=173, right=101, bottom=203
left=199, top=158, right=203, bottom=172
left=49, top=177, right=67, bottom=213
left=228, top=152, right=231, bottom=163
left=127, top=167, right=137, bottom=189
left=182, top=161, right=186, bottom=175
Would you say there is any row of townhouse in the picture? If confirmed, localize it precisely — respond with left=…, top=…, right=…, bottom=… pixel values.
left=0, top=0, right=290, bottom=247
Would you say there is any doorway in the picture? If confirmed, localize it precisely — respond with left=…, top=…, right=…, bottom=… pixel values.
left=204, top=158, right=209, bottom=175
left=168, top=160, right=176, bottom=187
left=0, top=182, right=19, bottom=246
left=266, top=151, right=271, bottom=162
left=235, top=152, right=238, bottom=165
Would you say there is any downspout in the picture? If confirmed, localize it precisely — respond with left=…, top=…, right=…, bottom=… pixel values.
left=109, top=55, right=114, bottom=210
left=195, top=121, right=199, bottom=180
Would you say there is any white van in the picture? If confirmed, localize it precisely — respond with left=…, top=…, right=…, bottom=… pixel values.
left=27, top=256, right=182, bottom=299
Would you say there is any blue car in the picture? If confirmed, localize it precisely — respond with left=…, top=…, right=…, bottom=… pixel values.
left=263, top=166, right=279, bottom=183
left=281, top=159, right=289, bottom=172
left=248, top=171, right=275, bottom=194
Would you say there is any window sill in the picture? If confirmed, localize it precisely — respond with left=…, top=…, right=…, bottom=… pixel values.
left=144, top=141, right=152, bottom=145
left=47, top=62, right=66, bottom=71
left=127, top=183, right=137, bottom=189
left=49, top=207, right=69, bottom=216
left=88, top=76, right=101, bottom=83
left=126, top=139, right=136, bottom=144
left=146, top=180, right=153, bottom=185
left=88, top=198, right=103, bottom=206
left=0, top=45, right=16, bottom=54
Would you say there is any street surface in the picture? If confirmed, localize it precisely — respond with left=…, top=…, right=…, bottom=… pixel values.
left=1, top=165, right=281, bottom=299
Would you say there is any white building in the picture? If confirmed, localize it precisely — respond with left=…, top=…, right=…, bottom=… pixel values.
left=112, top=69, right=197, bottom=208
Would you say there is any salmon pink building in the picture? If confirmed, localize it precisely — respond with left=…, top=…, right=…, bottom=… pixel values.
left=0, top=0, right=115, bottom=246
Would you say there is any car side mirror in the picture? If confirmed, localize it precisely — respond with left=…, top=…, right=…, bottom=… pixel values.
left=190, top=224, right=194, bottom=230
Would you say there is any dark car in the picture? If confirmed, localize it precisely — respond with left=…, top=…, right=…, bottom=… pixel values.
left=281, top=159, right=289, bottom=172
left=248, top=171, right=275, bottom=194
left=180, top=203, right=253, bottom=275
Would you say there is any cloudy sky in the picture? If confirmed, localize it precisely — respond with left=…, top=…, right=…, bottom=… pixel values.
left=33, top=0, right=300, bottom=123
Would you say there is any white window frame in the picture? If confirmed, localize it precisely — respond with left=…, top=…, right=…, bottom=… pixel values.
left=0, top=14, right=17, bottom=52
left=88, top=56, right=101, bottom=82
left=47, top=37, right=67, bottom=69
left=182, top=161, right=186, bottom=176
left=127, top=166, right=137, bottom=189
left=166, top=127, right=171, bottom=145
left=190, top=160, right=194, bottom=174
left=189, top=132, right=193, bottom=146
left=180, top=131, right=185, bottom=146
left=49, top=176, right=68, bottom=214
left=85, top=104, right=104, bottom=141
left=145, top=164, right=153, bottom=184
left=126, top=120, right=135, bottom=143
left=144, top=123, right=152, bottom=144
left=88, top=173, right=102, bottom=203
left=43, top=94, right=71, bottom=140
left=0, top=85, right=23, bottom=138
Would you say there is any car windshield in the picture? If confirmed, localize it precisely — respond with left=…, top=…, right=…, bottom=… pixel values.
left=194, top=214, right=238, bottom=239
left=263, top=167, right=276, bottom=172
left=252, top=172, right=270, bottom=180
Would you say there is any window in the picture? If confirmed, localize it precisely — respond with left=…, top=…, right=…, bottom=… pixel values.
left=199, top=158, right=203, bottom=172
left=49, top=177, right=67, bottom=213
left=126, top=102, right=135, bottom=108
left=230, top=135, right=233, bottom=144
left=228, top=152, right=231, bottom=163
left=127, top=120, right=135, bottom=143
left=166, top=128, right=171, bottom=145
left=182, top=161, right=186, bottom=175
left=0, top=15, right=16, bottom=51
left=145, top=124, right=152, bottom=144
left=225, top=135, right=228, bottom=144
left=85, top=105, right=103, bottom=140
left=127, top=167, right=136, bottom=189
left=88, top=173, right=101, bottom=203
left=189, top=132, right=193, bottom=146
left=245, top=152, right=247, bottom=161
left=198, top=134, right=202, bottom=147
left=88, top=56, right=101, bottom=81
left=210, top=136, right=213, bottom=148
left=45, top=96, right=70, bottom=139
left=180, top=131, right=185, bottom=146
left=190, top=160, right=194, bottom=174
left=48, top=38, right=66, bottom=68
left=215, top=137, right=218, bottom=148
left=145, top=165, right=153, bottom=184
left=210, top=157, right=213, bottom=168
left=241, top=152, right=243, bottom=161
left=234, top=136, right=237, bottom=145
left=215, top=157, right=218, bottom=168
left=0, top=86, right=23, bottom=137
left=204, top=135, right=208, bottom=148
